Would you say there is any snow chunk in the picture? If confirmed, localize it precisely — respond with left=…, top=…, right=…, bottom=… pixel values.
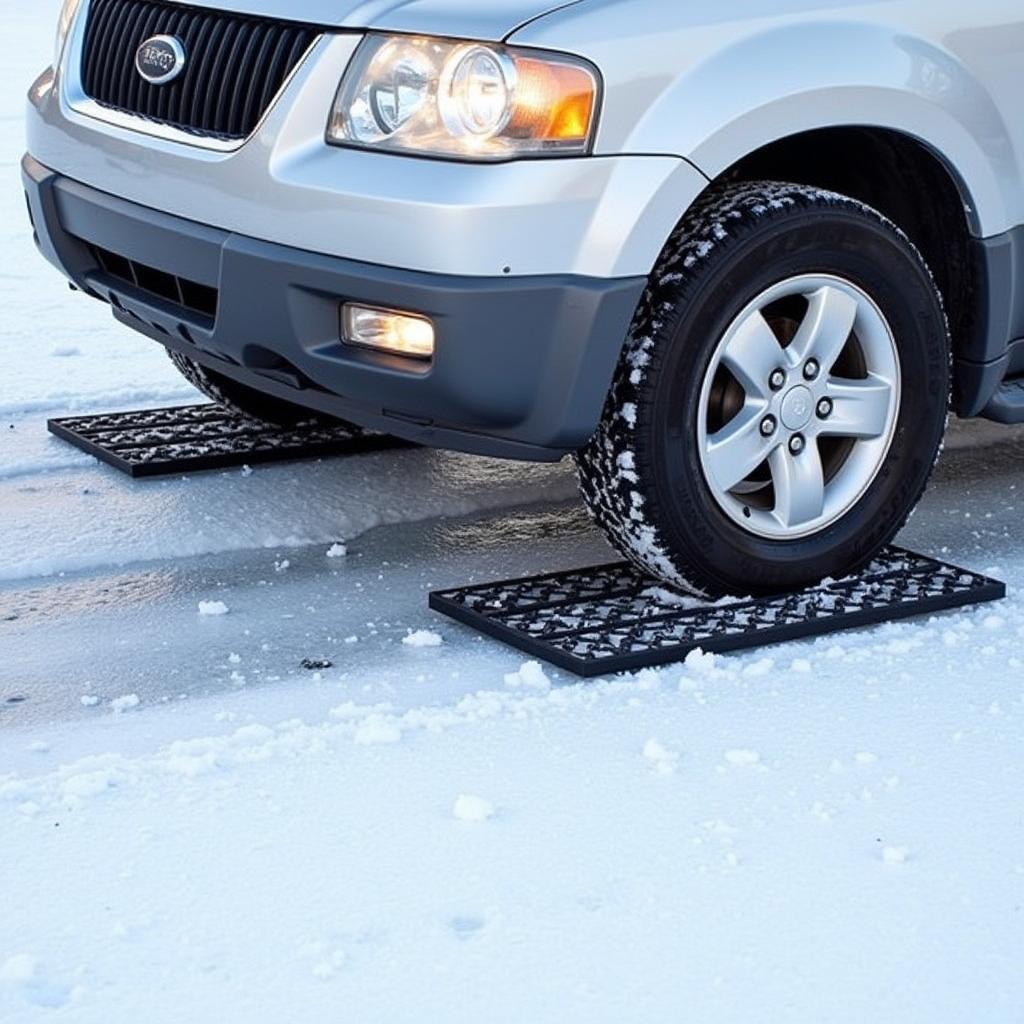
left=0, top=954, right=37, bottom=984
left=110, top=694, right=140, bottom=714
left=642, top=739, right=680, bottom=776
left=80, top=694, right=100, bottom=707
left=684, top=648, right=716, bottom=675
left=326, top=543, right=348, bottom=558
left=882, top=845, right=910, bottom=865
left=504, top=660, right=552, bottom=691
left=724, top=748, right=761, bottom=767
left=0, top=954, right=70, bottom=1008
left=855, top=752, right=878, bottom=765
left=353, top=716, right=402, bottom=746
left=743, top=657, right=774, bottom=678
left=453, top=794, right=495, bottom=823
left=790, top=658, right=812, bottom=674
left=61, top=769, right=120, bottom=800
left=402, top=629, right=443, bottom=648
left=198, top=600, right=229, bottom=617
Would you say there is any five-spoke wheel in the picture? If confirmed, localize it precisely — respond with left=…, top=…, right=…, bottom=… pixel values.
left=575, top=181, right=949, bottom=596
left=698, top=275, right=900, bottom=539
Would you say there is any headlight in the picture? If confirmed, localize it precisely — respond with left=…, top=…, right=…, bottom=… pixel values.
left=54, top=0, right=82, bottom=69
left=328, top=35, right=599, bottom=160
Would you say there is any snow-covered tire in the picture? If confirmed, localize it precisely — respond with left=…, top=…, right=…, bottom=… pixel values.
left=167, top=350, right=359, bottom=430
left=575, top=181, right=949, bottom=597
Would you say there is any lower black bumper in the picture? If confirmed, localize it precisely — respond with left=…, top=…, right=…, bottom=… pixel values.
left=23, top=154, right=646, bottom=461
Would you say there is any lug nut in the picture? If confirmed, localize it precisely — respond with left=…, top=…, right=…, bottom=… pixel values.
left=760, top=415, right=777, bottom=437
left=816, top=397, right=833, bottom=419
left=769, top=369, right=787, bottom=392
left=803, top=359, right=820, bottom=381
left=789, top=433, right=806, bottom=455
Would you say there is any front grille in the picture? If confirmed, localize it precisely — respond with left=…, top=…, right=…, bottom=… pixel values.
left=90, top=243, right=219, bottom=323
left=80, top=0, right=321, bottom=141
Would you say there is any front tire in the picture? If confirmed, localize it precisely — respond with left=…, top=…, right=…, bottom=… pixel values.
left=575, top=181, right=949, bottom=596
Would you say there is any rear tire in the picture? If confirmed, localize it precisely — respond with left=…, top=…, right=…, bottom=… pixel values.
left=168, top=351, right=358, bottom=430
left=574, top=181, right=949, bottom=597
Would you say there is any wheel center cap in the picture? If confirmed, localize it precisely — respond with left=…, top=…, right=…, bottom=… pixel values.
left=780, top=385, right=814, bottom=430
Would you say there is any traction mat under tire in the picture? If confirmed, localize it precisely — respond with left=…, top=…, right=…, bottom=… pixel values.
left=430, top=550, right=1005, bottom=677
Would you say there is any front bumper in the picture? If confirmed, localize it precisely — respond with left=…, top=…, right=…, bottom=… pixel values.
left=24, top=155, right=646, bottom=459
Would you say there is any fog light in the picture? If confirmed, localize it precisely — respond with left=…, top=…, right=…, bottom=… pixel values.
left=342, top=303, right=435, bottom=359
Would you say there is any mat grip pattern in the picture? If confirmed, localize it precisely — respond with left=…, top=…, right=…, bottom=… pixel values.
left=430, top=549, right=1006, bottom=677
left=48, top=403, right=405, bottom=477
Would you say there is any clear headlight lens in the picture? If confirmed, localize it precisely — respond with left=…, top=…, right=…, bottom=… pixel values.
left=54, top=0, right=82, bottom=69
left=328, top=35, right=599, bottom=160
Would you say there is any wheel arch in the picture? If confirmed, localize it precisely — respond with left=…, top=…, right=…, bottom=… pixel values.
left=710, top=126, right=983, bottom=412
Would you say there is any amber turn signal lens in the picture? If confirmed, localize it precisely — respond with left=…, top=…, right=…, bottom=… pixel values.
left=508, top=58, right=596, bottom=142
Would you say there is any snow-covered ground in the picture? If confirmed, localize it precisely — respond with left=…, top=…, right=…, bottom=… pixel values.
left=3, top=5, right=1024, bottom=1022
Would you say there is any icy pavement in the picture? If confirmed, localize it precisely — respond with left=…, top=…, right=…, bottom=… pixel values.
left=4, top=6, right=1024, bottom=1021
left=3, top=421, right=1024, bottom=1023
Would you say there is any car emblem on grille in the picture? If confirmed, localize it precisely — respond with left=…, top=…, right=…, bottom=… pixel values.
left=135, top=35, right=186, bottom=85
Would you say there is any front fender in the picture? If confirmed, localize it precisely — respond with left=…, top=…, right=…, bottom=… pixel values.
left=515, top=9, right=1021, bottom=237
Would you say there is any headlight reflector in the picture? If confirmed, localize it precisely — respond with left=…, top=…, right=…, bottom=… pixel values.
left=439, top=46, right=515, bottom=139
left=328, top=35, right=598, bottom=160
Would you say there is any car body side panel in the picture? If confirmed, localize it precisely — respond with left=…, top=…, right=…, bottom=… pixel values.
left=513, top=0, right=1024, bottom=239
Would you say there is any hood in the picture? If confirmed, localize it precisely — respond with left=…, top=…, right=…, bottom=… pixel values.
left=170, top=0, right=586, bottom=41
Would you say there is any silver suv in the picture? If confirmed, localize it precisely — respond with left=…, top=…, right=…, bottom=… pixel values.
left=24, top=0, right=1024, bottom=596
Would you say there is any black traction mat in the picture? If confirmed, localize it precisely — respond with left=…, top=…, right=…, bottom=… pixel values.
left=47, top=403, right=406, bottom=477
left=429, top=549, right=1006, bottom=677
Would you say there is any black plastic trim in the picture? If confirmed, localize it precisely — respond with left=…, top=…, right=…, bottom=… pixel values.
left=23, top=154, right=646, bottom=461
left=958, top=227, right=1024, bottom=416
